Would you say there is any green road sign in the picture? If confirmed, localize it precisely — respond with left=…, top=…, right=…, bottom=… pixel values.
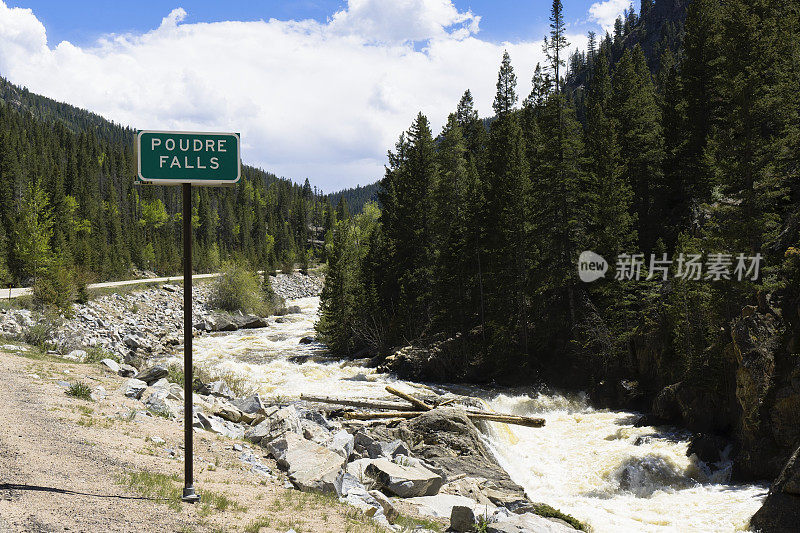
left=136, top=130, right=241, bottom=185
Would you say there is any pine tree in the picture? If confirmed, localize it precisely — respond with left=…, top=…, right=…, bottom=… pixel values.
left=12, top=182, right=54, bottom=284
left=493, top=51, right=517, bottom=117
left=584, top=52, right=634, bottom=259
left=679, top=0, right=723, bottom=213
left=612, top=45, right=665, bottom=253
left=543, top=0, right=568, bottom=92
left=455, top=90, right=486, bottom=163
left=484, top=52, right=530, bottom=365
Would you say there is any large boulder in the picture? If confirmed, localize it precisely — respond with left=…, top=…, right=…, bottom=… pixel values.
left=234, top=394, right=267, bottom=415
left=486, top=513, right=577, bottom=532
left=194, top=412, right=244, bottom=439
left=232, top=313, right=269, bottom=329
left=404, top=408, right=493, bottom=459
left=134, top=365, right=168, bottom=385
left=749, top=446, right=800, bottom=532
left=390, top=408, right=528, bottom=505
left=363, top=458, right=443, bottom=498
left=267, top=433, right=345, bottom=493
left=100, top=358, right=120, bottom=374
left=328, top=429, right=355, bottom=459
left=244, top=406, right=302, bottom=445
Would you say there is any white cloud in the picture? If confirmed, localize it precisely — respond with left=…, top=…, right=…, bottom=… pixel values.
left=0, top=0, right=584, bottom=191
left=588, top=0, right=630, bottom=32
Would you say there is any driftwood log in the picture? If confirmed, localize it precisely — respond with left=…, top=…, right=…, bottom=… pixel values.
left=299, top=394, right=411, bottom=411
left=385, top=386, right=432, bottom=411
left=344, top=410, right=545, bottom=428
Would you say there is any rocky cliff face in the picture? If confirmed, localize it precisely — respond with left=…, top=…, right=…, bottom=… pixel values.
left=634, top=295, right=800, bottom=481
left=731, top=300, right=800, bottom=480
left=750, top=446, right=800, bottom=532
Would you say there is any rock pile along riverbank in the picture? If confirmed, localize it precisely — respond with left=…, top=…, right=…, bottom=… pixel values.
left=0, top=272, right=323, bottom=365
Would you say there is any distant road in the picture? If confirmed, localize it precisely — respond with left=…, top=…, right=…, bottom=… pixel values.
left=2, top=273, right=223, bottom=300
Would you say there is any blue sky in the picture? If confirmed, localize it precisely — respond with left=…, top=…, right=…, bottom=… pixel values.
left=0, top=1, right=633, bottom=191
left=8, top=1, right=612, bottom=47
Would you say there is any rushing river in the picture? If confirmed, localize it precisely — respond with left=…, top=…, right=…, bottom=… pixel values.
left=189, top=296, right=767, bottom=532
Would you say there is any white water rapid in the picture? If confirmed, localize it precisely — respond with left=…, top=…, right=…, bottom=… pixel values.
left=189, top=296, right=768, bottom=532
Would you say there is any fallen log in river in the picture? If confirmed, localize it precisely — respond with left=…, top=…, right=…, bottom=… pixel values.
left=344, top=410, right=546, bottom=428
left=299, top=394, right=411, bottom=411
left=303, top=385, right=545, bottom=428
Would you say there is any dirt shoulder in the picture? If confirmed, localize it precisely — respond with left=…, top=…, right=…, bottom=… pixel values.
left=0, top=348, right=388, bottom=533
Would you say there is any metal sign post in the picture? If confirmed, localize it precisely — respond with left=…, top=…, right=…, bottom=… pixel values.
left=135, top=130, right=241, bottom=504
left=181, top=182, right=199, bottom=503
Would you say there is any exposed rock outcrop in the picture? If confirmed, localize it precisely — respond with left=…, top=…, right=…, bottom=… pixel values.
left=749, top=446, right=800, bottom=532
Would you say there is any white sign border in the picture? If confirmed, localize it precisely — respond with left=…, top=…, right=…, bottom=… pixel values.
left=136, top=130, right=241, bottom=185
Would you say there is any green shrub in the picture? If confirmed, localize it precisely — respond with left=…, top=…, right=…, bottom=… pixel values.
left=530, top=504, right=587, bottom=531
left=280, top=252, right=295, bottom=275
left=167, top=363, right=185, bottom=388
left=84, top=346, right=113, bottom=364
left=208, top=262, right=270, bottom=315
left=66, top=382, right=93, bottom=401
left=33, top=260, right=75, bottom=312
left=23, top=322, right=55, bottom=349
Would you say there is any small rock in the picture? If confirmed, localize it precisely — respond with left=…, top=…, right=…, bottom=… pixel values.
left=118, top=364, right=138, bottom=377
left=64, top=350, right=87, bottom=362
left=150, top=436, right=166, bottom=445
left=122, top=378, right=148, bottom=399
left=380, top=440, right=410, bottom=459
left=163, top=284, right=179, bottom=293
left=207, top=379, right=235, bottom=400
left=299, top=336, right=315, bottom=345
left=215, top=405, right=243, bottom=423
left=369, top=490, right=399, bottom=524
left=123, top=334, right=149, bottom=350
left=450, top=505, right=475, bottom=532
left=166, top=383, right=184, bottom=401
left=90, top=386, right=107, bottom=402
left=134, top=365, right=169, bottom=385
left=364, top=458, right=443, bottom=498
left=100, top=359, right=120, bottom=373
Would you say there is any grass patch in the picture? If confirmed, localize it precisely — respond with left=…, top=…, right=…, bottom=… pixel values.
left=65, top=382, right=93, bottom=401
left=194, top=365, right=254, bottom=397
left=394, top=513, right=443, bottom=532
left=84, top=346, right=114, bottom=363
left=147, top=404, right=173, bottom=419
left=531, top=503, right=587, bottom=531
left=118, top=470, right=182, bottom=511
left=244, top=517, right=271, bottom=533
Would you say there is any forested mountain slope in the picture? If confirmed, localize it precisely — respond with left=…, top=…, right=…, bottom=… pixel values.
left=0, top=75, right=332, bottom=289
left=327, top=183, right=379, bottom=216
left=318, top=0, right=800, bottom=482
